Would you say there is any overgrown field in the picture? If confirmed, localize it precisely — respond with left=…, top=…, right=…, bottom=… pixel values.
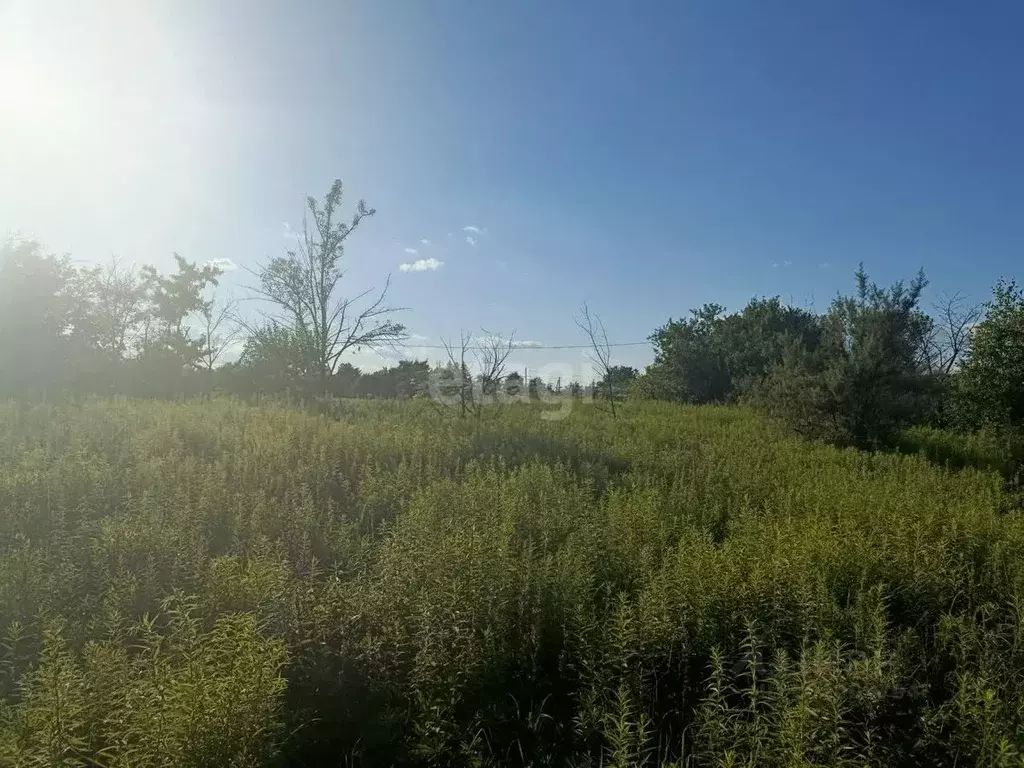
left=1, top=398, right=1023, bottom=766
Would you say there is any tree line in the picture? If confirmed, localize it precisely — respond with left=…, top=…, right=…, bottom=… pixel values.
left=633, top=267, right=1024, bottom=452
left=4, top=175, right=1021, bottom=450
left=0, top=179, right=618, bottom=404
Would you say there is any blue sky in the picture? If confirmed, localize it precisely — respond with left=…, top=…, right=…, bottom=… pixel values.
left=2, top=0, right=1023, bottom=376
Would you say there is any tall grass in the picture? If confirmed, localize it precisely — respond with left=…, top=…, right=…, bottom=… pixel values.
left=0, top=396, right=1021, bottom=765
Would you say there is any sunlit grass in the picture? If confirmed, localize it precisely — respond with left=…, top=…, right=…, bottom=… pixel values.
left=0, top=396, right=1020, bottom=765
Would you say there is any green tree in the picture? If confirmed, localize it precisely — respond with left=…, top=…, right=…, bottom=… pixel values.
left=238, top=322, right=317, bottom=392
left=132, top=255, right=221, bottom=396
left=757, top=265, right=930, bottom=448
left=599, top=365, right=638, bottom=399
left=0, top=239, right=87, bottom=396
left=647, top=303, right=730, bottom=404
left=956, top=280, right=1024, bottom=429
left=527, top=376, right=547, bottom=398
left=504, top=371, right=524, bottom=397
left=78, top=257, right=149, bottom=363
left=138, top=254, right=222, bottom=367
left=645, top=298, right=819, bottom=404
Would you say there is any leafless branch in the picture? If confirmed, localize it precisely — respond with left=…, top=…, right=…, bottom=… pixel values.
left=922, top=291, right=982, bottom=375
left=439, top=330, right=474, bottom=418
left=575, top=302, right=617, bottom=417
left=198, top=292, right=241, bottom=371
left=244, top=179, right=407, bottom=382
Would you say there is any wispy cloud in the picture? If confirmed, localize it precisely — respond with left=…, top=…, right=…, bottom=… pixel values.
left=404, top=247, right=418, bottom=255
left=784, top=260, right=793, bottom=267
left=206, top=258, right=237, bottom=272
left=513, top=340, right=543, bottom=348
left=462, top=225, right=481, bottom=234
left=419, top=238, right=430, bottom=246
left=409, top=333, right=430, bottom=342
left=465, top=235, right=477, bottom=246
left=399, top=257, right=443, bottom=273
left=818, top=261, right=830, bottom=269
left=772, top=260, right=794, bottom=269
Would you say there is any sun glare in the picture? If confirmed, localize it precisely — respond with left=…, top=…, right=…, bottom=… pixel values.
left=0, top=61, right=52, bottom=117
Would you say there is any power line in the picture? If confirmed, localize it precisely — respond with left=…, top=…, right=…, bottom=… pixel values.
left=402, top=341, right=651, bottom=351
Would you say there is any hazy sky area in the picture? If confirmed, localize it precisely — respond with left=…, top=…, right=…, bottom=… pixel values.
left=2, top=0, right=1023, bottom=375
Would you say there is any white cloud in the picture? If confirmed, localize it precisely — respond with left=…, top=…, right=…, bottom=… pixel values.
left=404, top=247, right=418, bottom=255
left=419, top=238, right=430, bottom=246
left=399, top=257, right=443, bottom=272
left=409, top=333, right=430, bottom=342
left=462, top=225, right=481, bottom=234
left=784, top=260, right=793, bottom=267
left=473, top=336, right=543, bottom=349
left=465, top=235, right=477, bottom=246
left=772, top=262, right=780, bottom=268
left=819, top=261, right=830, bottom=269
left=206, top=258, right=237, bottom=272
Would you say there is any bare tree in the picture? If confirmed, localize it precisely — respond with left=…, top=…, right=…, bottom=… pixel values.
left=575, top=303, right=617, bottom=417
left=438, top=330, right=474, bottom=418
left=474, top=331, right=516, bottom=402
left=198, top=292, right=240, bottom=372
left=922, top=291, right=982, bottom=375
left=435, top=330, right=515, bottom=419
left=247, top=179, right=407, bottom=383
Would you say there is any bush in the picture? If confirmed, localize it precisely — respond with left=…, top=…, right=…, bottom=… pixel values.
left=755, top=266, right=931, bottom=448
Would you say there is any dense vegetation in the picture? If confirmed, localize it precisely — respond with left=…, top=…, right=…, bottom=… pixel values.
left=5, top=178, right=1024, bottom=764
left=4, top=180, right=1023, bottom=463
left=1, top=396, right=1023, bottom=766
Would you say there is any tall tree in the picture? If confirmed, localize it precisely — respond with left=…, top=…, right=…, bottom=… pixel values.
left=646, top=303, right=730, bottom=404
left=80, top=256, right=148, bottom=362
left=922, top=291, right=982, bottom=376
left=438, top=332, right=475, bottom=418
left=138, top=254, right=222, bottom=365
left=197, top=291, right=240, bottom=373
left=473, top=332, right=516, bottom=404
left=757, top=265, right=930, bottom=447
left=955, top=280, right=1024, bottom=429
left=643, top=298, right=820, bottom=404
left=0, top=239, right=83, bottom=395
left=575, top=303, right=620, bottom=417
left=249, top=179, right=406, bottom=382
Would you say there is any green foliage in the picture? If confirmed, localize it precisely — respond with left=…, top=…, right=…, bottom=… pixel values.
left=0, top=396, right=1020, bottom=764
left=756, top=266, right=931, bottom=448
left=898, top=424, right=1024, bottom=484
left=956, top=280, right=1024, bottom=430
left=0, top=240, right=222, bottom=400
left=0, top=240, right=88, bottom=396
left=646, top=298, right=820, bottom=404
left=0, top=606, right=285, bottom=767
left=597, top=365, right=638, bottom=400
left=359, top=359, right=432, bottom=398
